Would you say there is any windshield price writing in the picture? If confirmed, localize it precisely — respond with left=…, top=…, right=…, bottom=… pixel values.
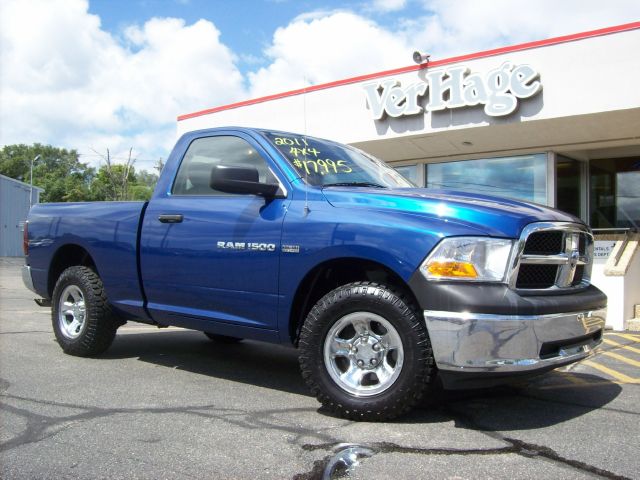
left=272, top=136, right=352, bottom=175
left=264, top=131, right=411, bottom=188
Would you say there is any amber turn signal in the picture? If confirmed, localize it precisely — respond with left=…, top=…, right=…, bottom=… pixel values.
left=426, top=261, right=478, bottom=278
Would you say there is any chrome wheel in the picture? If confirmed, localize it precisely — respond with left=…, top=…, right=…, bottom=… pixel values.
left=323, top=312, right=404, bottom=397
left=52, top=266, right=118, bottom=356
left=58, top=285, right=86, bottom=339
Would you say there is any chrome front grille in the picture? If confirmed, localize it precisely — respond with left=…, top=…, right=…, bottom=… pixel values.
left=509, top=222, right=593, bottom=293
left=515, top=264, right=558, bottom=289
left=522, top=231, right=564, bottom=255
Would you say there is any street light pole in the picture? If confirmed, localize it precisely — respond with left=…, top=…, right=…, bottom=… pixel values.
left=30, top=154, right=41, bottom=208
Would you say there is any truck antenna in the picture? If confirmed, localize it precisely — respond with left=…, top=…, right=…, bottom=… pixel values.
left=303, top=74, right=310, bottom=216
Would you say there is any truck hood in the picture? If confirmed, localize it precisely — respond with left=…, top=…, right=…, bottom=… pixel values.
left=322, top=187, right=581, bottom=238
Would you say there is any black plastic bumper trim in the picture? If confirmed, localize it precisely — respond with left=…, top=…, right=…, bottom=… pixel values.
left=408, top=272, right=607, bottom=316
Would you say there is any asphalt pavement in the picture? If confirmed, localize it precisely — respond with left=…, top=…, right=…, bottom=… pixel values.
left=1, top=257, right=638, bottom=479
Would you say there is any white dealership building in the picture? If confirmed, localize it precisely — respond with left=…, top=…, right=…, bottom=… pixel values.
left=177, top=22, right=640, bottom=330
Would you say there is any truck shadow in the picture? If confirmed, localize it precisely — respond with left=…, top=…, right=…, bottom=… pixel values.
left=105, top=329, right=309, bottom=396
left=104, top=329, right=622, bottom=430
left=409, top=375, right=623, bottom=431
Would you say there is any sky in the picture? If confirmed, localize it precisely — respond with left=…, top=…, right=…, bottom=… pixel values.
left=1, top=0, right=639, bottom=172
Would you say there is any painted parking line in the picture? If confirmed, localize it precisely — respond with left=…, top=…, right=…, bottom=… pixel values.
left=530, top=371, right=627, bottom=390
left=535, top=379, right=627, bottom=390
left=600, top=350, right=640, bottom=368
left=532, top=332, right=640, bottom=390
left=534, top=370, right=636, bottom=390
left=581, top=359, right=640, bottom=385
left=576, top=332, right=640, bottom=384
left=603, top=338, right=640, bottom=355
left=608, top=332, right=640, bottom=342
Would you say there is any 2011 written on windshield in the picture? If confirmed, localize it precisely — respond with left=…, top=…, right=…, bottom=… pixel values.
left=273, top=136, right=352, bottom=175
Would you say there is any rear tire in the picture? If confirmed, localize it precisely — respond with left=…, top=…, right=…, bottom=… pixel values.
left=298, top=282, right=436, bottom=421
left=52, top=266, right=118, bottom=356
left=203, top=332, right=243, bottom=344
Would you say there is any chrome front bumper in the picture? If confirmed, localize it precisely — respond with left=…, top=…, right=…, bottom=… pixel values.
left=424, top=308, right=606, bottom=374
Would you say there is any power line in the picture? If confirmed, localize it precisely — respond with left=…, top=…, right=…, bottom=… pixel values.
left=78, top=153, right=161, bottom=162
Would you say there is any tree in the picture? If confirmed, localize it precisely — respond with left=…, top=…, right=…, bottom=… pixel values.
left=90, top=163, right=137, bottom=201
left=129, top=183, right=154, bottom=200
left=0, top=144, right=95, bottom=202
left=1, top=143, right=160, bottom=202
left=89, top=148, right=137, bottom=201
left=90, top=165, right=156, bottom=201
left=89, top=149, right=158, bottom=201
left=136, top=169, right=159, bottom=189
left=132, top=169, right=159, bottom=200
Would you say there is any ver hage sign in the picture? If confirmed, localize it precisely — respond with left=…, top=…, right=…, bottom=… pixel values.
left=363, top=62, right=542, bottom=120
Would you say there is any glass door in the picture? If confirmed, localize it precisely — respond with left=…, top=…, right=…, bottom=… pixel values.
left=589, top=157, right=640, bottom=229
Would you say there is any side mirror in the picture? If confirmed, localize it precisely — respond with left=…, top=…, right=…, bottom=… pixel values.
left=210, top=165, right=283, bottom=198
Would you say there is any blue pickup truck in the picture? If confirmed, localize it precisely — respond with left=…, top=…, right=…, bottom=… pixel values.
left=22, top=127, right=607, bottom=420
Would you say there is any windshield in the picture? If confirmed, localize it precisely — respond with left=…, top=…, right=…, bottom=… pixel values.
left=262, top=131, right=414, bottom=188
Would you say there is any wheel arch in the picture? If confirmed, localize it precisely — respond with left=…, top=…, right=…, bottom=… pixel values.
left=48, top=244, right=98, bottom=297
left=288, top=257, right=419, bottom=345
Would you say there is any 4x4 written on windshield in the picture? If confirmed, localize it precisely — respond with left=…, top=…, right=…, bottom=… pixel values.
left=270, top=135, right=352, bottom=176
left=262, top=131, right=412, bottom=188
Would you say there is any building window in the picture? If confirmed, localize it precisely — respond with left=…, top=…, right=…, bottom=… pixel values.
left=425, top=154, right=547, bottom=204
left=590, top=157, right=640, bottom=229
left=394, top=165, right=418, bottom=186
left=556, top=155, right=583, bottom=220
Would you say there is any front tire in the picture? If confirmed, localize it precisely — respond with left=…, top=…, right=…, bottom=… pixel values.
left=52, top=266, right=118, bottom=356
left=298, top=282, right=436, bottom=421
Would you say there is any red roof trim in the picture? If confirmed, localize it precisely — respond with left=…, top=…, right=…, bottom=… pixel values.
left=178, top=21, right=640, bottom=122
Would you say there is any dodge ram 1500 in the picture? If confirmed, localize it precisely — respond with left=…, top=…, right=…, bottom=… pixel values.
left=22, top=127, right=607, bottom=420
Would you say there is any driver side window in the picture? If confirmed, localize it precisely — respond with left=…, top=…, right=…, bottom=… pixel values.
left=172, top=136, right=276, bottom=195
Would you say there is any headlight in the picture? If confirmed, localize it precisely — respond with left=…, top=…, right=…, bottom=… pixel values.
left=420, top=237, right=514, bottom=282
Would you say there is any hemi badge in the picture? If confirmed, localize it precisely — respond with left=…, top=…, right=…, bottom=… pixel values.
left=282, top=245, right=300, bottom=253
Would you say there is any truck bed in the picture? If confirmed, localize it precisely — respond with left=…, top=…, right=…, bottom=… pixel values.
left=27, top=201, right=148, bottom=320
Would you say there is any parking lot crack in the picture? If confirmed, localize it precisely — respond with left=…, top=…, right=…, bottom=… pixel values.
left=296, top=436, right=631, bottom=480
left=301, top=441, right=515, bottom=456
left=294, top=441, right=517, bottom=480
left=444, top=407, right=632, bottom=480
left=0, top=393, right=342, bottom=455
left=504, top=437, right=632, bottom=480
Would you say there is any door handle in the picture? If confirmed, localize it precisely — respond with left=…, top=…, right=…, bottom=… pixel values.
left=158, top=214, right=183, bottom=224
